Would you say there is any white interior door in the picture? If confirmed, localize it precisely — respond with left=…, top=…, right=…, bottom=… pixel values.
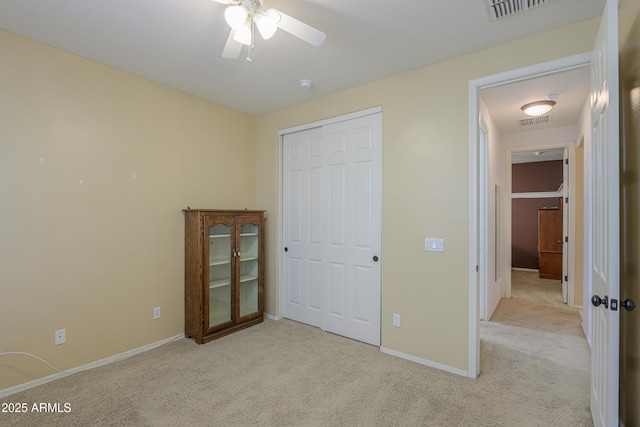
left=321, top=115, right=382, bottom=346
left=283, top=126, right=324, bottom=328
left=282, top=112, right=382, bottom=346
left=590, top=0, right=620, bottom=425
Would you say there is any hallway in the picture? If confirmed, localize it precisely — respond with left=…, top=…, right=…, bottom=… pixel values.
left=480, top=269, right=592, bottom=426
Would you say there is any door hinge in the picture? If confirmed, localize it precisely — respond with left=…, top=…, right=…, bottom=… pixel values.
left=565, top=197, right=569, bottom=204
left=476, top=265, right=479, bottom=272
left=201, top=228, right=204, bottom=235
left=202, top=317, right=205, bottom=323
left=565, top=158, right=569, bottom=165
left=565, top=236, right=569, bottom=243
left=564, top=275, right=568, bottom=282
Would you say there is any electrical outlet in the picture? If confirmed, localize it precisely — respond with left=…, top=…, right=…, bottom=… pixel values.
left=153, top=307, right=161, bottom=319
left=54, top=329, right=66, bottom=345
left=393, top=314, right=401, bottom=327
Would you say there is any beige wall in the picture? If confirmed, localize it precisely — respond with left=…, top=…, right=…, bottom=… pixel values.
left=256, top=18, right=600, bottom=373
left=620, top=0, right=640, bottom=49
left=0, top=29, right=255, bottom=390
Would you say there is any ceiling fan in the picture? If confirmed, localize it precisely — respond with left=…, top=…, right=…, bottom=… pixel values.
left=211, top=0, right=326, bottom=60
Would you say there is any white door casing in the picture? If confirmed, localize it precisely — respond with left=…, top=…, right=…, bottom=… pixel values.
left=479, top=121, right=489, bottom=321
left=590, top=0, right=620, bottom=425
left=282, top=110, right=382, bottom=347
left=469, top=53, right=594, bottom=379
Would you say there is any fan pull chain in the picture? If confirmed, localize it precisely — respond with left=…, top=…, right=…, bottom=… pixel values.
left=246, top=20, right=255, bottom=62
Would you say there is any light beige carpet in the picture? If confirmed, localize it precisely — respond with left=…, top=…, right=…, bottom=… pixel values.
left=1, top=273, right=592, bottom=426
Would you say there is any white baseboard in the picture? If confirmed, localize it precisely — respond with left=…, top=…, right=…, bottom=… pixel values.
left=380, top=347, right=469, bottom=378
left=487, top=293, right=501, bottom=320
left=580, top=310, right=591, bottom=348
left=0, top=333, right=184, bottom=399
left=263, top=313, right=280, bottom=321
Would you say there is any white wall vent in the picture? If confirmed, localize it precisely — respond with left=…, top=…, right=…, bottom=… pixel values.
left=519, top=115, right=551, bottom=127
left=487, top=0, right=552, bottom=21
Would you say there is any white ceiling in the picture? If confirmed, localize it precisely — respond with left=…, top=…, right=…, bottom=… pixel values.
left=0, top=0, right=605, bottom=116
left=481, top=65, right=591, bottom=135
left=512, top=148, right=565, bottom=164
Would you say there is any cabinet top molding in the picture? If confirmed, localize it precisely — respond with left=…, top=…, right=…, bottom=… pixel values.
left=183, top=208, right=266, bottom=214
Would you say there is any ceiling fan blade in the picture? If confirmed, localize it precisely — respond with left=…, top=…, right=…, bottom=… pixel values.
left=222, top=30, right=243, bottom=59
left=271, top=9, right=326, bottom=47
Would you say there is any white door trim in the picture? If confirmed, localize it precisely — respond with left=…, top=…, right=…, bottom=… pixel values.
left=279, top=106, right=382, bottom=136
left=468, top=52, right=592, bottom=379
left=479, top=121, right=489, bottom=321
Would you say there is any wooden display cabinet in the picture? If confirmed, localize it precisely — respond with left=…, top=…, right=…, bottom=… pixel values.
left=183, top=209, right=265, bottom=344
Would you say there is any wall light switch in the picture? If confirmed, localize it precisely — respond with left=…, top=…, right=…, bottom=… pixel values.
left=425, top=238, right=444, bottom=252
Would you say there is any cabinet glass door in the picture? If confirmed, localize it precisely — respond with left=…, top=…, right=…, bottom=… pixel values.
left=238, top=221, right=260, bottom=318
left=207, top=222, right=232, bottom=328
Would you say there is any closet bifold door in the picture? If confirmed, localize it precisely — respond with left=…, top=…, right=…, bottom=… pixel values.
left=203, top=214, right=236, bottom=335
left=235, top=213, right=264, bottom=322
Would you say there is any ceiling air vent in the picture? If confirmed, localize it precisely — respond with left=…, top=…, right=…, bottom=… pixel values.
left=520, top=115, right=551, bottom=127
left=487, top=0, right=552, bottom=21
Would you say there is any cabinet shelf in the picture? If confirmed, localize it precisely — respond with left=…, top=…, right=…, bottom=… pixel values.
left=239, top=274, right=258, bottom=283
left=210, top=279, right=231, bottom=289
left=210, top=256, right=256, bottom=265
left=210, top=234, right=231, bottom=238
left=210, top=274, right=256, bottom=288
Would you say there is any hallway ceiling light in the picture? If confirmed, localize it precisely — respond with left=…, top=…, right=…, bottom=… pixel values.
left=521, top=100, right=556, bottom=116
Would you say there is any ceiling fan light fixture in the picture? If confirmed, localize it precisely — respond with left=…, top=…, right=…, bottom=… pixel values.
left=224, top=5, right=249, bottom=29
left=255, top=11, right=278, bottom=40
left=521, top=100, right=556, bottom=116
left=215, top=1, right=326, bottom=60
left=265, top=8, right=282, bottom=23
left=233, top=22, right=253, bottom=45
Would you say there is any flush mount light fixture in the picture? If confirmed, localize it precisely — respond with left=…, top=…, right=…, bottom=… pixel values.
left=521, top=100, right=556, bottom=116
